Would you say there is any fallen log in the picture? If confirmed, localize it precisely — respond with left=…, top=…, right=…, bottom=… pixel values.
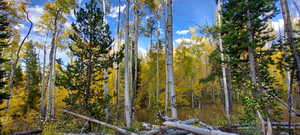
left=220, top=122, right=300, bottom=131
left=62, top=110, right=138, bottom=135
left=63, top=133, right=105, bottom=135
left=198, top=121, right=215, bottom=130
left=12, top=129, right=42, bottom=135
left=164, top=121, right=238, bottom=135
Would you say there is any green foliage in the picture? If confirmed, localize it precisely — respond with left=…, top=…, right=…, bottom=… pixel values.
left=220, top=0, right=280, bottom=125
left=61, top=0, right=122, bottom=124
left=0, top=0, right=11, bottom=105
left=23, top=41, right=41, bottom=113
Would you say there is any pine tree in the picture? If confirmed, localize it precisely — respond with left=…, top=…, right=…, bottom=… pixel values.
left=64, top=0, right=120, bottom=121
left=220, top=0, right=278, bottom=132
left=0, top=0, right=11, bottom=107
left=24, top=41, right=41, bottom=113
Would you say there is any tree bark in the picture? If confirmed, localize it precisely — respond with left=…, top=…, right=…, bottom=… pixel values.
left=104, top=68, right=109, bottom=121
left=40, top=32, right=48, bottom=119
left=133, top=0, right=140, bottom=106
left=51, top=47, right=57, bottom=118
left=46, top=10, right=59, bottom=120
left=124, top=0, right=132, bottom=128
left=102, top=0, right=110, bottom=122
left=217, top=0, right=230, bottom=121
left=163, top=121, right=238, bottom=135
left=166, top=0, right=177, bottom=119
left=7, top=8, right=33, bottom=111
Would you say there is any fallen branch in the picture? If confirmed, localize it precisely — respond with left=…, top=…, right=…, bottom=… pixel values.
left=263, top=90, right=300, bottom=116
left=272, top=94, right=300, bottom=116
left=164, top=121, right=238, bottom=135
left=12, top=129, right=42, bottom=135
left=198, top=121, right=216, bottom=130
left=62, top=110, right=138, bottom=135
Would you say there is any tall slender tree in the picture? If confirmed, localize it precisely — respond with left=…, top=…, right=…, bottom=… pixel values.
left=124, top=0, right=132, bottom=127
left=216, top=0, right=230, bottom=121
left=166, top=0, right=177, bottom=119
left=44, top=0, right=76, bottom=120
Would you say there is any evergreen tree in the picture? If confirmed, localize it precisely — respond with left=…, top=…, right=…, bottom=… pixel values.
left=63, top=0, right=121, bottom=121
left=0, top=0, right=11, bottom=106
left=13, top=66, right=23, bottom=87
left=220, top=0, right=279, bottom=128
left=24, top=42, right=41, bottom=113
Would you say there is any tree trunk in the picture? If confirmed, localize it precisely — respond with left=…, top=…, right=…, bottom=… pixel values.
left=116, top=0, right=121, bottom=121
left=166, top=0, right=177, bottom=119
left=131, top=0, right=140, bottom=120
left=217, top=0, right=230, bottom=121
left=45, top=10, right=59, bottom=120
left=133, top=0, right=140, bottom=105
left=165, top=41, right=169, bottom=115
left=287, top=70, right=294, bottom=134
left=40, top=33, right=48, bottom=119
left=164, top=8, right=169, bottom=116
left=7, top=8, right=33, bottom=111
left=156, top=38, right=160, bottom=102
left=280, top=0, right=300, bottom=85
left=246, top=0, right=271, bottom=133
left=124, top=0, right=132, bottom=128
left=102, top=0, right=110, bottom=122
left=51, top=47, right=57, bottom=117
left=104, top=68, right=109, bottom=121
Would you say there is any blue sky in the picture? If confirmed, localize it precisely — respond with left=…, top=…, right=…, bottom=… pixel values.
left=16, top=0, right=299, bottom=64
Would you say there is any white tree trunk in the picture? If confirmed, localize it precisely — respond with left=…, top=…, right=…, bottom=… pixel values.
left=166, top=0, right=177, bottom=119
left=104, top=68, right=109, bottom=121
left=133, top=0, right=140, bottom=103
left=51, top=47, right=57, bottom=117
left=124, top=0, right=132, bottom=127
left=40, top=36, right=47, bottom=119
left=217, top=0, right=230, bottom=121
left=46, top=11, right=59, bottom=120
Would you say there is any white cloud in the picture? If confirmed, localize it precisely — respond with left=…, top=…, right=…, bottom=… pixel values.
left=108, top=5, right=126, bottom=18
left=28, top=5, right=44, bottom=25
left=271, top=17, right=300, bottom=34
left=139, top=47, right=147, bottom=57
left=272, top=19, right=284, bottom=34
left=14, top=24, right=25, bottom=30
left=175, top=38, right=193, bottom=45
left=176, top=30, right=189, bottom=35
left=64, top=21, right=72, bottom=28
